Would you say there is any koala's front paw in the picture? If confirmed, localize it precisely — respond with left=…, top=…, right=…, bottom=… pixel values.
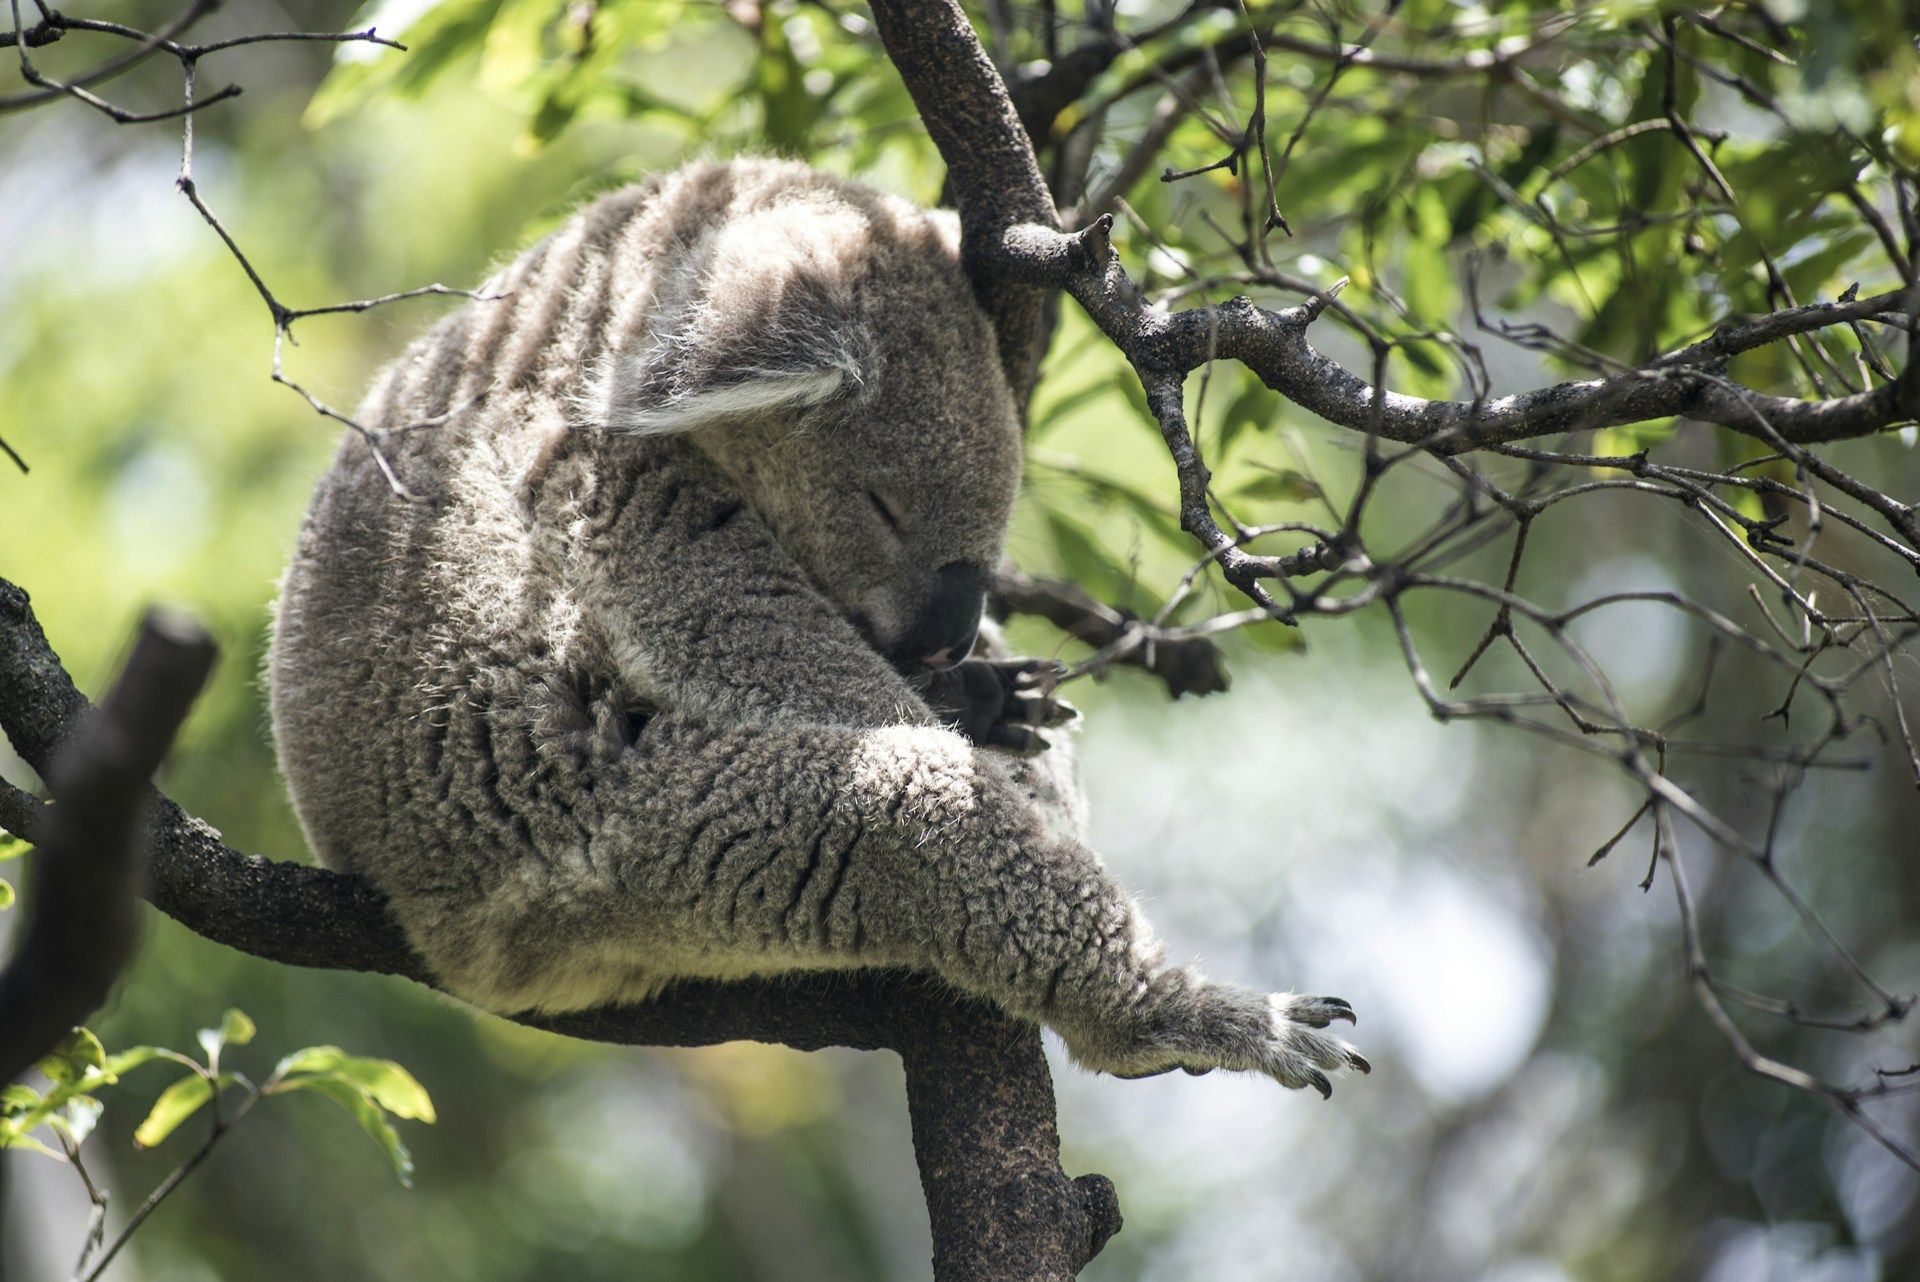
left=1255, top=994, right=1370, bottom=1097
left=917, top=657, right=1077, bottom=755
left=1081, top=986, right=1369, bottom=1096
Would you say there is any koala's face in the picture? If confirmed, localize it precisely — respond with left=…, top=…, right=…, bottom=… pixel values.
left=603, top=174, right=1023, bottom=670
left=725, top=321, right=1022, bottom=671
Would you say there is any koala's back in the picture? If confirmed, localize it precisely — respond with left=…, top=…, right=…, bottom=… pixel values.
left=270, top=160, right=950, bottom=920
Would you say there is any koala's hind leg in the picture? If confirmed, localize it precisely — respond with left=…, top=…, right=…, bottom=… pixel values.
left=544, top=714, right=1367, bottom=1093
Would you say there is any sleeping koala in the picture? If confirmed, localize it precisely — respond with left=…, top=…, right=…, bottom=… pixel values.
left=270, top=158, right=1365, bottom=1091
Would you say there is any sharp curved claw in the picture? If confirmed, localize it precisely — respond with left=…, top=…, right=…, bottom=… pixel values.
left=985, top=723, right=1045, bottom=755
left=1346, top=1050, right=1372, bottom=1075
left=1305, top=1069, right=1333, bottom=1099
left=1319, top=996, right=1357, bottom=1025
left=1019, top=696, right=1077, bottom=727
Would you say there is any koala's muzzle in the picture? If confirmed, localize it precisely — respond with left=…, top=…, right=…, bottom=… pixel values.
left=895, top=560, right=986, bottom=670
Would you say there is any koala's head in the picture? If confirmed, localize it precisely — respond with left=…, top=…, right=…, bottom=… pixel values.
left=598, top=170, right=1022, bottom=671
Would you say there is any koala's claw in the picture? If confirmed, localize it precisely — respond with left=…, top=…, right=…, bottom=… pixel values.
left=917, top=656, right=1079, bottom=754
left=985, top=722, right=1049, bottom=756
left=1295, top=995, right=1357, bottom=1028
left=1261, top=993, right=1368, bottom=1096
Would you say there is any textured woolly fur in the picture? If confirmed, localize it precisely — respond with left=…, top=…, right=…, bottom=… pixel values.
left=271, top=159, right=1363, bottom=1090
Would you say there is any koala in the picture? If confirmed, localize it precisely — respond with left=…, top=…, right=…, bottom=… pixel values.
left=270, top=159, right=1365, bottom=1091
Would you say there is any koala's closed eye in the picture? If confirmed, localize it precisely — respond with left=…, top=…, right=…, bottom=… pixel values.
left=869, top=490, right=905, bottom=538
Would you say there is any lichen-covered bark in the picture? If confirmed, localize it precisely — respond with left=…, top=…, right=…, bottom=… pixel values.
left=903, top=1003, right=1121, bottom=1280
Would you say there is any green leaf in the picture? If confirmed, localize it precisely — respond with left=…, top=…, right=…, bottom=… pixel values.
left=1218, top=375, right=1282, bottom=458
left=197, top=1008, right=256, bottom=1063
left=133, top=1073, right=213, bottom=1149
left=0, top=877, right=12, bottom=910
left=1071, top=472, right=1187, bottom=556
left=1232, top=467, right=1323, bottom=506
left=0, top=1127, right=63, bottom=1158
left=38, top=1028, right=107, bottom=1085
left=2, top=1082, right=59, bottom=1136
left=276, top=1076, right=417, bottom=1186
left=1029, top=379, right=1121, bottom=440
left=305, top=0, right=506, bottom=128
left=1042, top=509, right=1136, bottom=609
left=102, top=1045, right=177, bottom=1078
left=0, top=831, right=29, bottom=861
left=269, top=1048, right=436, bottom=1123
left=1244, top=617, right=1309, bottom=655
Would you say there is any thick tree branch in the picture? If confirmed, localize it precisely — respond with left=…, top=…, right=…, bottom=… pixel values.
left=0, top=608, right=214, bottom=1082
left=0, top=578, right=1116, bottom=1279
left=866, top=0, right=1059, bottom=403
left=1010, top=236, right=1919, bottom=451
left=987, top=217, right=1919, bottom=605
left=902, top=1011, right=1120, bottom=1281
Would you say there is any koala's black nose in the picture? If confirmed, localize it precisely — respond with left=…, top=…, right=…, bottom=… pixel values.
left=896, top=560, right=986, bottom=670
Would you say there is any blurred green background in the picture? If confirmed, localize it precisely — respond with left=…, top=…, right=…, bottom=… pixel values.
left=4, top=1, right=1919, bottom=1279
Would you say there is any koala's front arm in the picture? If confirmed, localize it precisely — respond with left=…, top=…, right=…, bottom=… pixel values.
left=502, top=438, right=1365, bottom=1090
left=536, top=435, right=934, bottom=729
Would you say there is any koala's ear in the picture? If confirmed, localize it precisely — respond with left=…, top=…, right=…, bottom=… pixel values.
left=597, top=204, right=875, bottom=436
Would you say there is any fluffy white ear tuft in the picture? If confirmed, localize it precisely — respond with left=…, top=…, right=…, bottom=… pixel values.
left=592, top=199, right=877, bottom=436
left=608, top=364, right=852, bottom=436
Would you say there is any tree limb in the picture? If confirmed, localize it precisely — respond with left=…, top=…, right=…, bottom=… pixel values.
left=990, top=567, right=1230, bottom=697
left=866, top=0, right=1059, bottom=404
left=0, top=607, right=215, bottom=1083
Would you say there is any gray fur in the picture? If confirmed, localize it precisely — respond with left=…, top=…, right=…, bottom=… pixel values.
left=270, top=159, right=1361, bottom=1089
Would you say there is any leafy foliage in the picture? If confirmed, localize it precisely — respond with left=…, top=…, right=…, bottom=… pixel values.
left=299, top=0, right=1918, bottom=633
left=2, top=1007, right=434, bottom=1276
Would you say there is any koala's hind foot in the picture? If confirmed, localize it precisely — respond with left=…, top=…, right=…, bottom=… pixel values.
left=1059, top=977, right=1370, bottom=1097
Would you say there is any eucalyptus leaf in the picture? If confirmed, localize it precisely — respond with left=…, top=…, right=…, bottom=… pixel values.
left=1232, top=467, right=1323, bottom=506
left=133, top=1074, right=214, bottom=1149
left=269, top=1048, right=436, bottom=1123
left=38, top=1028, right=107, bottom=1085
left=0, top=1128, right=63, bottom=1158
left=275, top=1075, right=418, bottom=1186
left=197, top=1008, right=257, bottom=1063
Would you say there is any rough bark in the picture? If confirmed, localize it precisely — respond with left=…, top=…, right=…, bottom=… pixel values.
left=0, top=608, right=214, bottom=1082
left=866, top=0, right=1060, bottom=405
